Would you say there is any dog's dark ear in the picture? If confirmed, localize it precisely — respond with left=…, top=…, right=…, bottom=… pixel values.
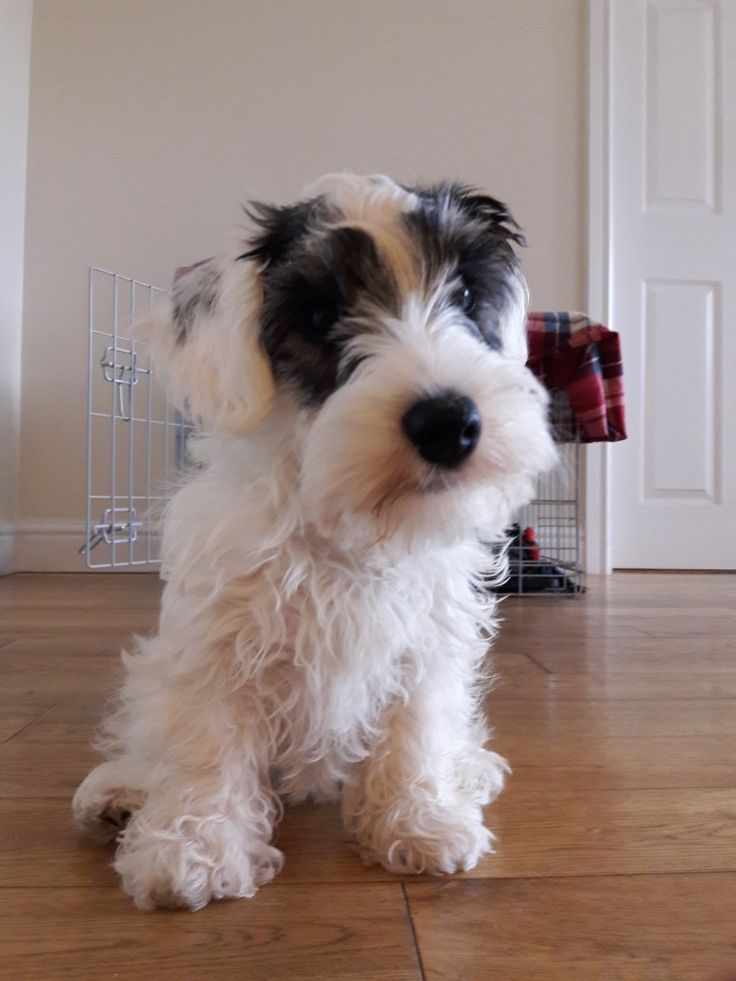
left=409, top=183, right=526, bottom=249
left=451, top=186, right=529, bottom=361
left=451, top=186, right=527, bottom=249
left=240, top=198, right=324, bottom=269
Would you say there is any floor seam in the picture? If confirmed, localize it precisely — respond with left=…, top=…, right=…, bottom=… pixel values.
left=517, top=650, right=553, bottom=675
left=4, top=704, right=57, bottom=744
left=401, top=882, right=427, bottom=981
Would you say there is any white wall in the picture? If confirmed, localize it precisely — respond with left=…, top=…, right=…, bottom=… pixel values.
left=0, top=0, right=33, bottom=572
left=18, top=0, right=587, bottom=570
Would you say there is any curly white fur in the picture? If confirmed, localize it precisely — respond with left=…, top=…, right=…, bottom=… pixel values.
left=73, top=174, right=556, bottom=910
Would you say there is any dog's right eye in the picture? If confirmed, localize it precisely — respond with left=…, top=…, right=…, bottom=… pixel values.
left=450, top=283, right=475, bottom=314
left=309, top=306, right=339, bottom=336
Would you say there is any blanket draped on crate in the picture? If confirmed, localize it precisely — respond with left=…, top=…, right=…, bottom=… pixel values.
left=525, top=311, right=626, bottom=443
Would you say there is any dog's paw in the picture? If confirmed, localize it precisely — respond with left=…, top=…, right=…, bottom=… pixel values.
left=354, top=803, right=493, bottom=876
left=114, top=813, right=283, bottom=910
left=72, top=761, right=147, bottom=843
left=384, top=821, right=492, bottom=875
left=457, top=748, right=510, bottom=807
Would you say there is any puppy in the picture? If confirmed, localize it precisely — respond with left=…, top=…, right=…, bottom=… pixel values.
left=73, top=173, right=556, bottom=910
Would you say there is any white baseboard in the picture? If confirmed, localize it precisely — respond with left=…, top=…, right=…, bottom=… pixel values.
left=4, top=520, right=159, bottom=573
left=0, top=522, right=15, bottom=575
left=10, top=519, right=90, bottom=572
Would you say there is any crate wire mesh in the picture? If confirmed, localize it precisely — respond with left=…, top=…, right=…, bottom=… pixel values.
left=501, top=389, right=584, bottom=595
left=81, top=268, right=192, bottom=568
left=81, top=268, right=584, bottom=590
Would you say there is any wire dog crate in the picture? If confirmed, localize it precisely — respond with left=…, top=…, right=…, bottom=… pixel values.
left=80, top=268, right=584, bottom=591
left=80, top=268, right=192, bottom=568
left=497, top=390, right=584, bottom=595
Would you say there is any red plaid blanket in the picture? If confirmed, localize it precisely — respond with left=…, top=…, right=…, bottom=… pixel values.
left=526, top=312, right=626, bottom=443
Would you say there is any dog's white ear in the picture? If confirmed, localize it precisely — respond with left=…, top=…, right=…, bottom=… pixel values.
left=137, top=257, right=275, bottom=433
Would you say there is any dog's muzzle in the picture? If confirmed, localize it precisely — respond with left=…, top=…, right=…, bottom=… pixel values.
left=401, top=392, right=481, bottom=468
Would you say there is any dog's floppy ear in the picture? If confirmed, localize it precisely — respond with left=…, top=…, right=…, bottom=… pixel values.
left=137, top=256, right=275, bottom=433
left=137, top=196, right=326, bottom=431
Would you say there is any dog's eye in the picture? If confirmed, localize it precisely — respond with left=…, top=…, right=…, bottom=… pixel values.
left=451, top=284, right=475, bottom=314
left=309, top=306, right=339, bottom=336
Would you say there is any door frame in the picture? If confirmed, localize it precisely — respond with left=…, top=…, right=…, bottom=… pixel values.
left=586, top=0, right=613, bottom=574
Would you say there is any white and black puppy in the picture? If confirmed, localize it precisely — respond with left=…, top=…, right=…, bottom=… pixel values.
left=73, top=173, right=556, bottom=910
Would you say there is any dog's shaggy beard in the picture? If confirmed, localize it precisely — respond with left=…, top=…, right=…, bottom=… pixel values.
left=301, top=298, right=555, bottom=553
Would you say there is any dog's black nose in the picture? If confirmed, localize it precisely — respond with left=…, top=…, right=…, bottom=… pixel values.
left=401, top=393, right=481, bottom=468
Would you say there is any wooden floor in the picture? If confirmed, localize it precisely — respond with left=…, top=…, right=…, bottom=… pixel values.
left=1, top=572, right=735, bottom=980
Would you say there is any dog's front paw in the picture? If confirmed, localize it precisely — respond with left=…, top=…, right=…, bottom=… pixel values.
left=115, top=812, right=283, bottom=910
left=73, top=760, right=147, bottom=843
left=384, top=820, right=492, bottom=875
left=352, top=801, right=493, bottom=876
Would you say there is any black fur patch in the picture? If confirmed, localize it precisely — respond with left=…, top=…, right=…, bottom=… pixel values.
left=255, top=218, right=399, bottom=406
left=171, top=260, right=221, bottom=344
left=242, top=182, right=524, bottom=406
left=239, top=197, right=331, bottom=268
left=403, top=183, right=525, bottom=351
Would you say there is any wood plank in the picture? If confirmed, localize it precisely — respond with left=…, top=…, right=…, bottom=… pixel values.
left=233, top=787, right=736, bottom=881
left=0, top=572, right=161, bottom=608
left=496, top=736, right=736, bottom=790
left=0, top=798, right=393, bottom=890
left=490, top=670, right=736, bottom=700
left=0, top=704, right=51, bottom=742
left=0, top=634, right=128, bottom=656
left=488, top=696, right=736, bottom=736
left=1, top=741, right=98, bottom=798
left=488, top=650, right=550, bottom=684
left=506, top=638, right=736, bottom=674
left=3, top=786, right=733, bottom=891
left=480, top=788, right=736, bottom=878
left=0, top=607, right=158, bottom=635
left=0, top=884, right=421, bottom=981
left=0, top=649, right=123, bottom=702
left=405, top=874, right=736, bottom=981
left=6, top=695, right=108, bottom=743
left=0, top=799, right=120, bottom=890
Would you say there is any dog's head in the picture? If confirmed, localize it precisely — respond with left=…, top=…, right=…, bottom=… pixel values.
left=149, top=174, right=556, bottom=546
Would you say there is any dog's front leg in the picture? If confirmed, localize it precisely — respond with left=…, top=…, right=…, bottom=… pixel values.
left=111, top=701, right=282, bottom=911
left=341, top=664, right=508, bottom=876
left=86, top=618, right=285, bottom=911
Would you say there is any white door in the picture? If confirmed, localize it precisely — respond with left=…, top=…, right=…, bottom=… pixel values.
left=608, top=0, right=736, bottom=569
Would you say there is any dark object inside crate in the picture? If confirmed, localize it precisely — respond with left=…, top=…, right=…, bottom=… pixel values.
left=493, top=523, right=584, bottom=595
left=488, top=388, right=584, bottom=596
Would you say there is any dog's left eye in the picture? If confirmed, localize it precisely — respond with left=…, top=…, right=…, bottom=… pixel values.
left=451, top=284, right=475, bottom=314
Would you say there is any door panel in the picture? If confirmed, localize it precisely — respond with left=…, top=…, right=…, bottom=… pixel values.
left=610, top=0, right=736, bottom=568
